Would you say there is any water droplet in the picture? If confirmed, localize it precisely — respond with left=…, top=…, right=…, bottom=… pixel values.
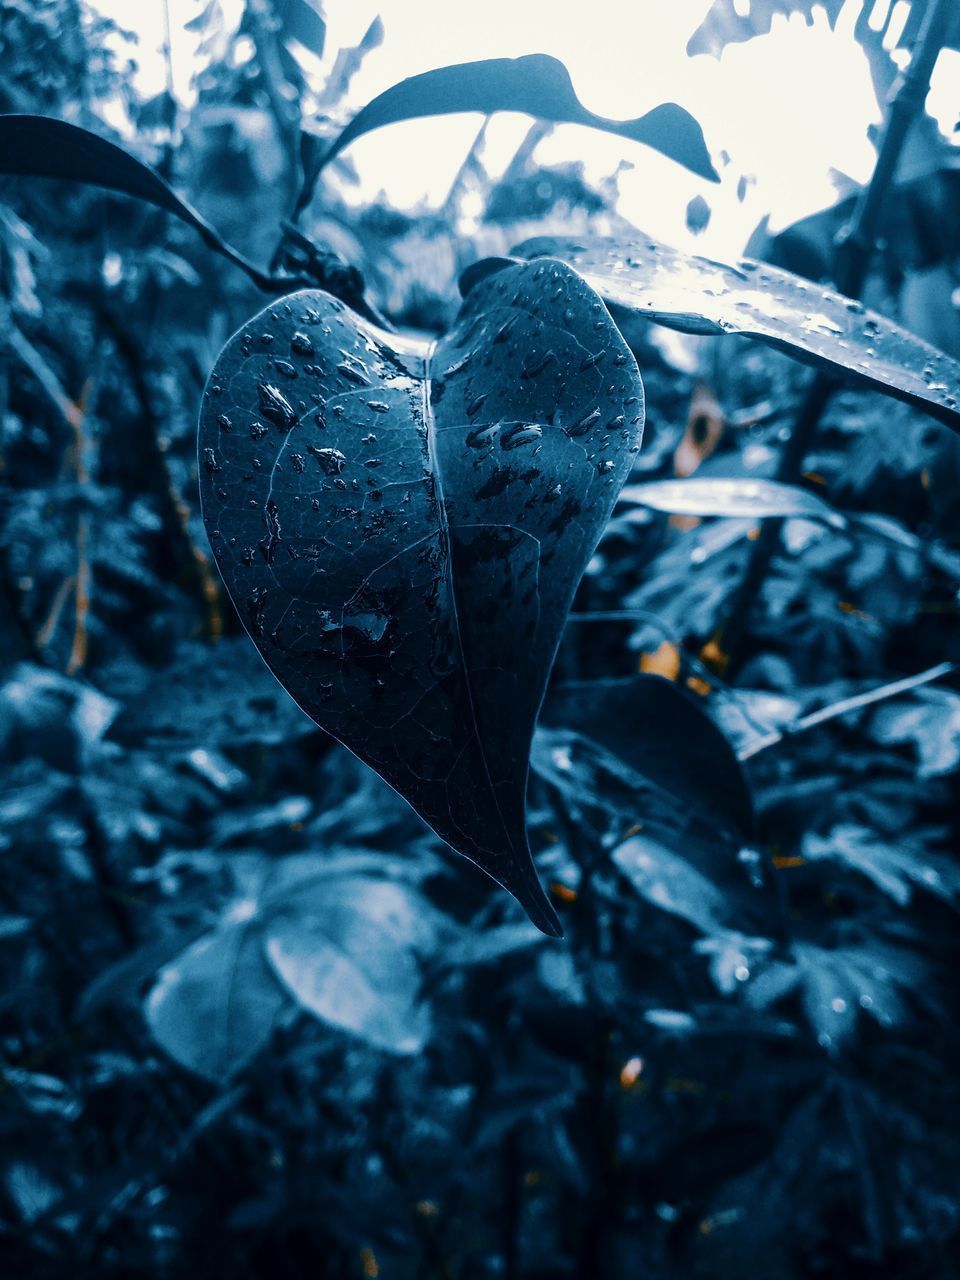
left=338, top=361, right=369, bottom=386
left=501, top=423, right=543, bottom=450
left=257, top=383, right=298, bottom=431
left=367, top=400, right=390, bottom=413
left=275, top=359, right=297, bottom=379
left=565, top=408, right=601, bottom=438
left=291, top=331, right=314, bottom=356
left=308, top=446, right=347, bottom=475
left=202, top=447, right=220, bottom=473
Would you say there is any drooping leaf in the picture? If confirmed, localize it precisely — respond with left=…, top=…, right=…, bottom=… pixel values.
left=617, top=477, right=845, bottom=527
left=0, top=115, right=285, bottom=294
left=198, top=259, right=645, bottom=934
left=505, top=235, right=960, bottom=429
left=297, top=53, right=718, bottom=215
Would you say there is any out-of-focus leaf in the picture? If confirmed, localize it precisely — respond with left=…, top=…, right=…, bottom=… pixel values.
left=803, top=824, right=960, bottom=907
left=687, top=0, right=845, bottom=58
left=868, top=686, right=960, bottom=778
left=146, top=914, right=288, bottom=1081
left=298, top=53, right=718, bottom=215
left=508, top=236, right=960, bottom=429
left=613, top=833, right=728, bottom=932
left=543, top=675, right=754, bottom=837
left=0, top=114, right=285, bottom=292
left=146, top=859, right=440, bottom=1076
left=107, top=639, right=317, bottom=748
left=745, top=941, right=927, bottom=1050
left=199, top=260, right=645, bottom=935
left=618, top=477, right=845, bottom=527
left=264, top=878, right=435, bottom=1055
left=276, top=0, right=326, bottom=57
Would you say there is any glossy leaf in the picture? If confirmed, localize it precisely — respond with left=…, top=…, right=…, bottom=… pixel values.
left=508, top=235, right=960, bottom=429
left=198, top=259, right=645, bottom=935
left=618, top=477, right=845, bottom=526
left=297, top=53, right=718, bottom=215
left=0, top=115, right=287, bottom=293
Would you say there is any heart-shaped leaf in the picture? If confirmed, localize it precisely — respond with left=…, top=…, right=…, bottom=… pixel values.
left=296, top=53, right=718, bottom=216
left=506, top=235, right=960, bottom=429
left=198, top=259, right=645, bottom=935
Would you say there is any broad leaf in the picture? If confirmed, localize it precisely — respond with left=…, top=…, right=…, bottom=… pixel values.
left=297, top=53, right=718, bottom=215
left=264, top=878, right=434, bottom=1054
left=0, top=115, right=286, bottom=294
left=617, top=477, right=845, bottom=527
left=542, top=675, right=754, bottom=837
left=146, top=858, right=438, bottom=1078
left=505, top=236, right=960, bottom=429
left=198, top=259, right=645, bottom=934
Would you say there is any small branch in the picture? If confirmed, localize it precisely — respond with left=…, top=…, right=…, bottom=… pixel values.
left=739, top=661, right=956, bottom=761
left=6, top=324, right=83, bottom=431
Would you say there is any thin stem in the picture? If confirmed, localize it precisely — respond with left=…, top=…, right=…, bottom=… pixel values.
left=739, top=661, right=955, bottom=761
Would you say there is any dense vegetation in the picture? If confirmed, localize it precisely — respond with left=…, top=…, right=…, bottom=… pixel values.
left=1, top=2, right=959, bottom=1277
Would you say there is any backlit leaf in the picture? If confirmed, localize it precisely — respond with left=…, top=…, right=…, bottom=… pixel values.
left=618, top=477, right=845, bottom=526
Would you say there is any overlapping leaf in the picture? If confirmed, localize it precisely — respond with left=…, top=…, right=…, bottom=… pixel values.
left=506, top=235, right=960, bottom=428
left=198, top=259, right=645, bottom=934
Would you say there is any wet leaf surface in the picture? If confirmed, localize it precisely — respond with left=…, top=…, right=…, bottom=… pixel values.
left=198, top=260, right=645, bottom=934
left=508, top=235, right=960, bottom=428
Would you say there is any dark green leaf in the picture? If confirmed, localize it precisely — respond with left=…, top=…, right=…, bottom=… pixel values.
left=508, top=235, right=960, bottom=429
left=198, top=260, right=645, bottom=935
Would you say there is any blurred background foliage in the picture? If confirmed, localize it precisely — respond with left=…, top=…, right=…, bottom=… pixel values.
left=1, top=0, right=959, bottom=1277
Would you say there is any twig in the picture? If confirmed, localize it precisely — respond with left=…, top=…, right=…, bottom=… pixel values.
left=6, top=323, right=83, bottom=430
left=738, top=661, right=956, bottom=761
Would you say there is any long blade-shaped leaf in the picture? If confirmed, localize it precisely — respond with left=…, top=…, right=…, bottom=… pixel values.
left=508, top=235, right=960, bottom=429
left=0, top=114, right=278, bottom=292
left=618, top=477, right=845, bottom=527
left=298, top=54, right=718, bottom=215
left=198, top=259, right=645, bottom=934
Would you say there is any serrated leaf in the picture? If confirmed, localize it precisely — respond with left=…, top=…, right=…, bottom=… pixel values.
left=298, top=53, right=718, bottom=215
left=198, top=260, right=645, bottom=935
left=508, top=236, right=960, bottom=429
left=618, top=477, right=845, bottom=526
